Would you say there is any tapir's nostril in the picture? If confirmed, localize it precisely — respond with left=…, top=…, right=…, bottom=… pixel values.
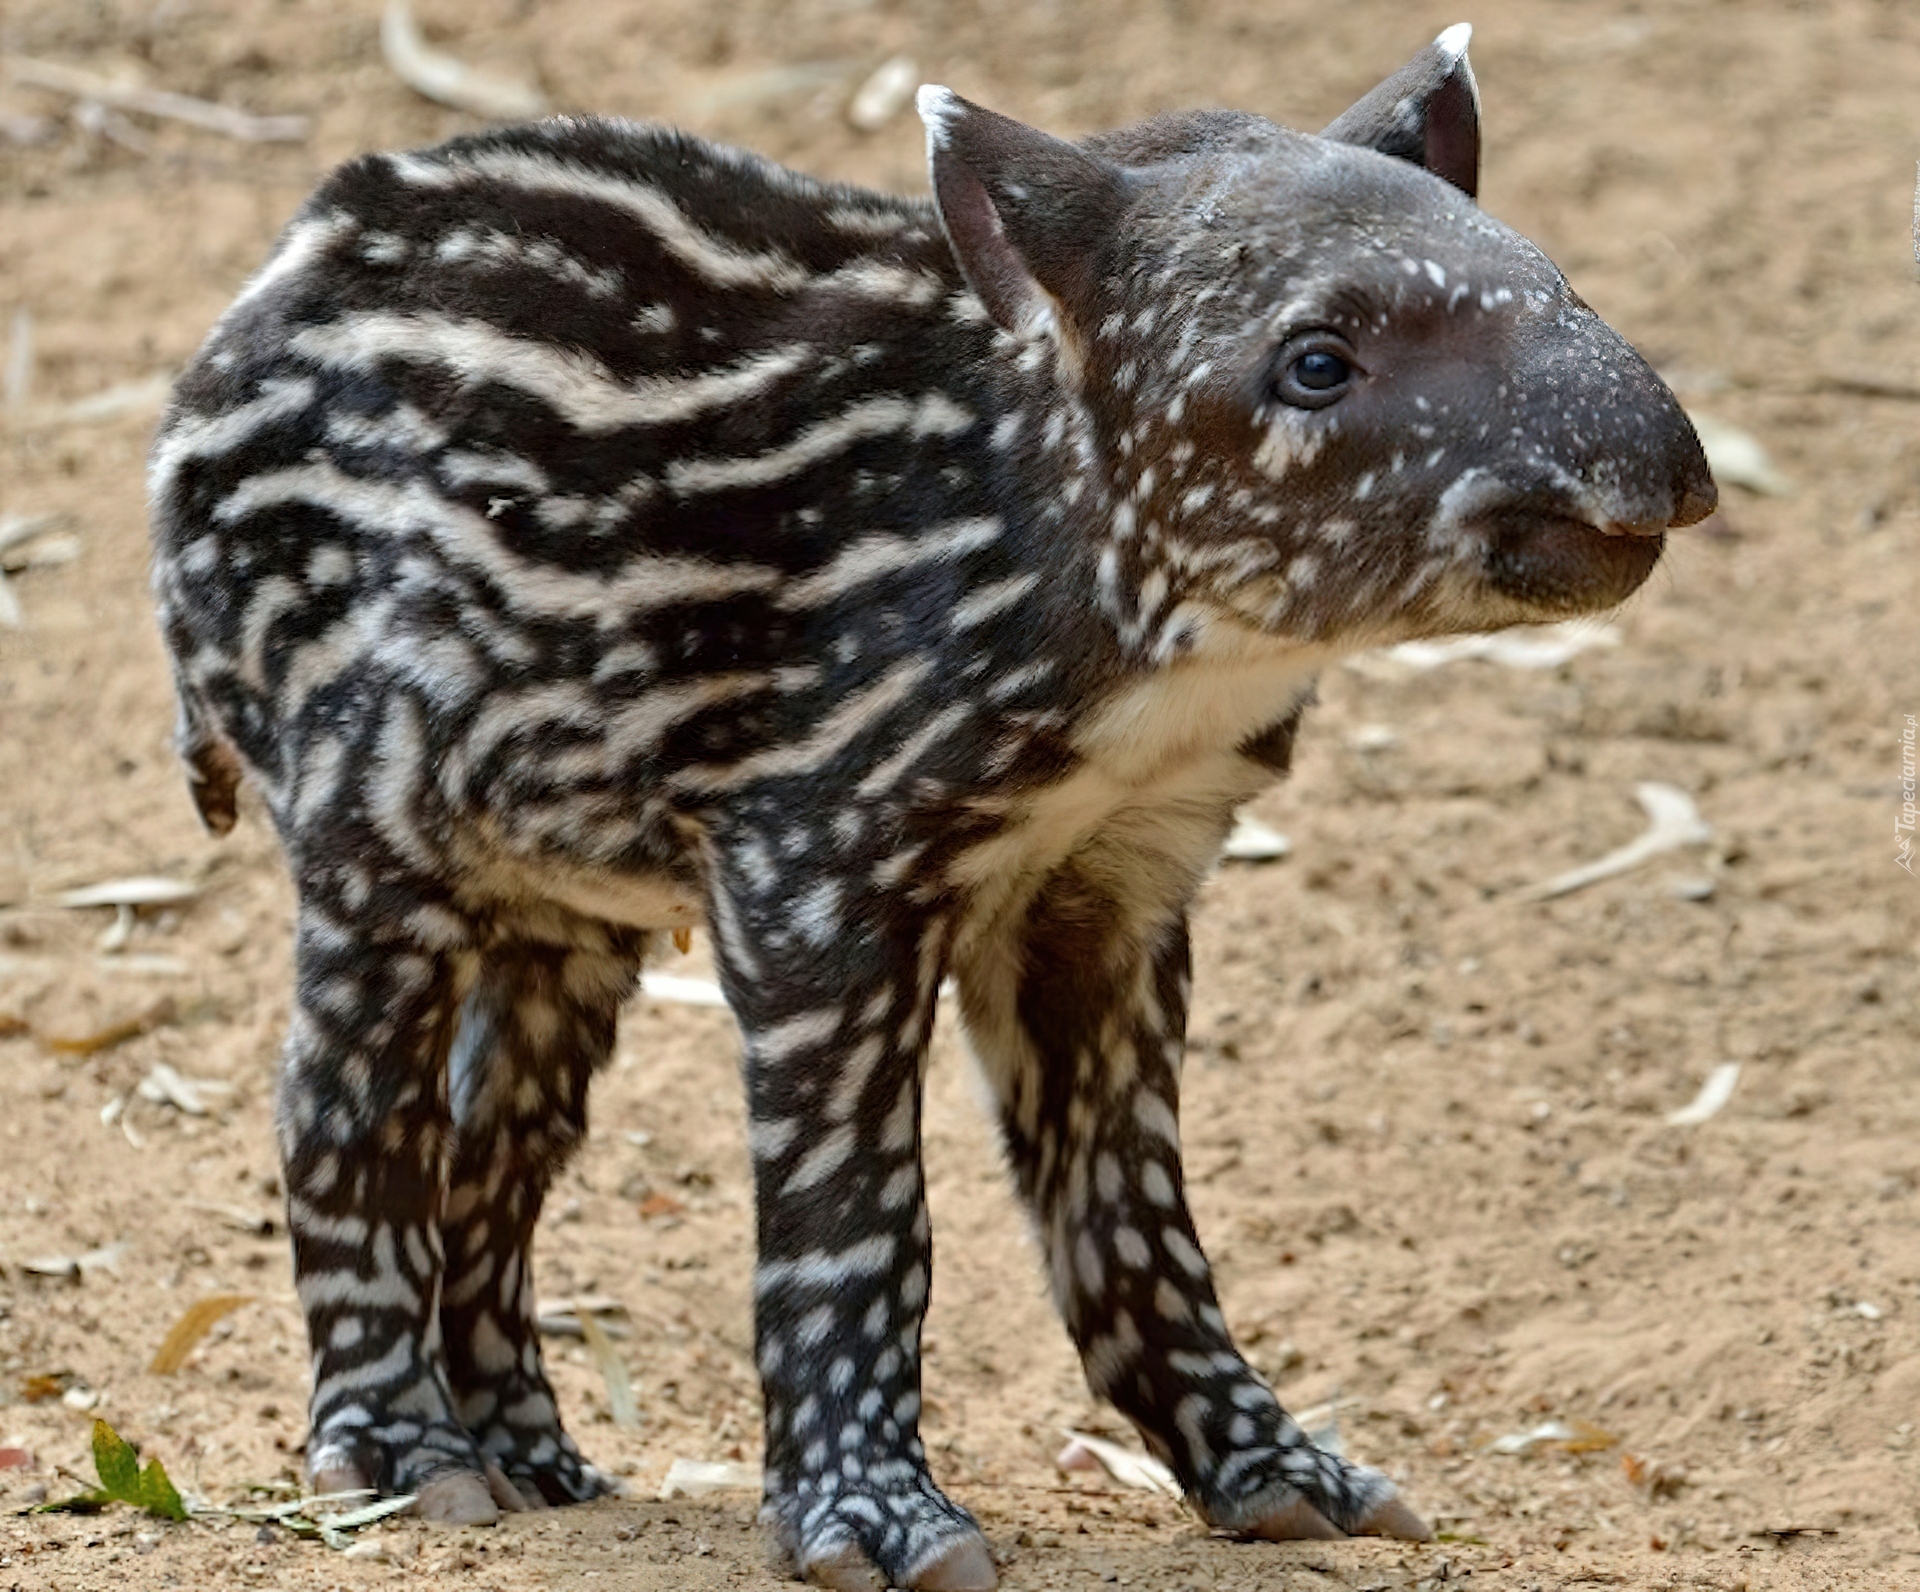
left=1670, top=476, right=1719, bottom=529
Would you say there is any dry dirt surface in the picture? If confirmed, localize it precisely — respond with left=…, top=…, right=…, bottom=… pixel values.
left=2, top=0, right=1918, bottom=1588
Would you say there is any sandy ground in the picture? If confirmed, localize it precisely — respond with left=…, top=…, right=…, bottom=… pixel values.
left=2, top=0, right=1918, bottom=1588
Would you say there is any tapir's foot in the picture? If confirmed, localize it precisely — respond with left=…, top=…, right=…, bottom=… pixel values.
left=765, top=1475, right=997, bottom=1591
left=468, top=1408, right=622, bottom=1508
left=309, top=1459, right=535, bottom=1526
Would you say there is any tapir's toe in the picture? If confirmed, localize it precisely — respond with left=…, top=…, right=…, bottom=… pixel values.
left=803, top=1541, right=888, bottom=1591
left=308, top=1462, right=374, bottom=1502
left=909, top=1533, right=999, bottom=1590
left=483, top=1461, right=536, bottom=1512
left=413, top=1470, right=503, bottom=1525
left=799, top=1525, right=998, bottom=1591
left=1241, top=1495, right=1348, bottom=1540
left=1353, top=1494, right=1434, bottom=1541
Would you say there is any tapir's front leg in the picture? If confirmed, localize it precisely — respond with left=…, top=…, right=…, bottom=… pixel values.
left=956, top=862, right=1430, bottom=1542
left=705, top=831, right=998, bottom=1592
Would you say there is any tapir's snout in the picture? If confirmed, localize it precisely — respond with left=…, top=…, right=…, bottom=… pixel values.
left=1464, top=303, right=1716, bottom=615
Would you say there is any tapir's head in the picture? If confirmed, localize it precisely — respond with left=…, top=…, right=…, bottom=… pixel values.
left=918, top=25, right=1716, bottom=651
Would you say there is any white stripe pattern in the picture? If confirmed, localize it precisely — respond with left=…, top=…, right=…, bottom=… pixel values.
left=666, top=394, right=974, bottom=495
left=149, top=376, right=317, bottom=501
left=778, top=516, right=1002, bottom=609
left=290, top=312, right=813, bottom=436
left=213, top=460, right=783, bottom=624
left=387, top=149, right=813, bottom=292
left=674, top=658, right=932, bottom=791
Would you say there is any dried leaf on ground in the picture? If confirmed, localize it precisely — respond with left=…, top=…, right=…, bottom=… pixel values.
left=58, top=876, right=199, bottom=910
left=1221, top=814, right=1291, bottom=862
left=95, top=953, right=192, bottom=978
left=1350, top=620, right=1620, bottom=676
left=216, top=1487, right=416, bottom=1548
left=0, top=529, right=78, bottom=573
left=577, top=1309, right=642, bottom=1428
left=659, top=1458, right=760, bottom=1499
left=0, top=511, right=62, bottom=557
left=3, top=56, right=307, bottom=142
left=98, top=902, right=136, bottom=952
left=1489, top=1417, right=1617, bottom=1456
left=44, top=996, right=176, bottom=1056
left=185, top=1200, right=276, bottom=1236
left=380, top=0, right=548, bottom=120
left=1666, top=1062, right=1741, bottom=1127
left=1519, top=783, right=1711, bottom=902
left=536, top=1295, right=630, bottom=1338
left=847, top=56, right=917, bottom=130
left=1055, top=1431, right=1181, bottom=1497
left=1688, top=412, right=1794, bottom=497
left=136, top=1061, right=233, bottom=1115
left=22, top=1241, right=128, bottom=1280
left=150, top=1294, right=257, bottom=1375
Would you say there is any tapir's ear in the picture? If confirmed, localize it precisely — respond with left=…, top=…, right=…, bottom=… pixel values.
left=917, top=86, right=1133, bottom=341
left=1319, top=22, right=1481, bottom=199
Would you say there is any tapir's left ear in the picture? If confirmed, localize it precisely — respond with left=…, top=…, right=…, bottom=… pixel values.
left=917, top=86, right=1133, bottom=342
left=1320, top=22, right=1480, bottom=199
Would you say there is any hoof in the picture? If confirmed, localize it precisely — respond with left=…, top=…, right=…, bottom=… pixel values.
left=308, top=1462, right=373, bottom=1501
left=413, top=1470, right=502, bottom=1525
left=908, top=1533, right=998, bottom=1590
left=804, top=1541, right=887, bottom=1592
left=1354, top=1495, right=1433, bottom=1541
left=484, top=1461, right=535, bottom=1512
left=1241, top=1494, right=1347, bottom=1541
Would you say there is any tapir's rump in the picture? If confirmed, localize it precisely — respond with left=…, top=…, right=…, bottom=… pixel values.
left=149, top=22, right=1711, bottom=1587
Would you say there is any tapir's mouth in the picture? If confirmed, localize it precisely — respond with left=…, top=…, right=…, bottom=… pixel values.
left=1483, top=509, right=1665, bottom=614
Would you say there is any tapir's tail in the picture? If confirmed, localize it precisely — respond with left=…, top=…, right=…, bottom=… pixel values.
left=174, top=688, right=243, bottom=837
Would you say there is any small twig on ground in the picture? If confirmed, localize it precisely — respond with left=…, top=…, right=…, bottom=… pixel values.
left=4, top=55, right=308, bottom=142
left=380, top=0, right=547, bottom=121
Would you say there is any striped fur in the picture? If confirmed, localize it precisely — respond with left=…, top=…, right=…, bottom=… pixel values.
left=150, top=29, right=1711, bottom=1590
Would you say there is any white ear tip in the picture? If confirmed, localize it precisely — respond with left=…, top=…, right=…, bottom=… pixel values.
left=1434, top=21, right=1473, bottom=62
left=916, top=84, right=962, bottom=144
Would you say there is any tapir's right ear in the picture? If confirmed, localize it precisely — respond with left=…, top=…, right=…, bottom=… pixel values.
left=917, top=86, right=1133, bottom=342
left=1319, top=23, right=1481, bottom=198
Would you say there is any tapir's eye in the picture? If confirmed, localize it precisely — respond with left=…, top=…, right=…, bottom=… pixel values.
left=1295, top=352, right=1348, bottom=389
left=1272, top=335, right=1356, bottom=410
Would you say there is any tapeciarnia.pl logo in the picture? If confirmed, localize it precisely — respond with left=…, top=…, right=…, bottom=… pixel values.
left=1899, top=714, right=1916, bottom=875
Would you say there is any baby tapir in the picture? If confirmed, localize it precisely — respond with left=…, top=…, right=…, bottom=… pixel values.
left=149, top=21, right=1713, bottom=1590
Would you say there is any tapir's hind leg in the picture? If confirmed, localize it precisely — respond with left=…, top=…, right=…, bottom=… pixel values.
left=278, top=864, right=504, bottom=1523
left=439, top=925, right=644, bottom=1506
left=956, top=858, right=1432, bottom=1543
